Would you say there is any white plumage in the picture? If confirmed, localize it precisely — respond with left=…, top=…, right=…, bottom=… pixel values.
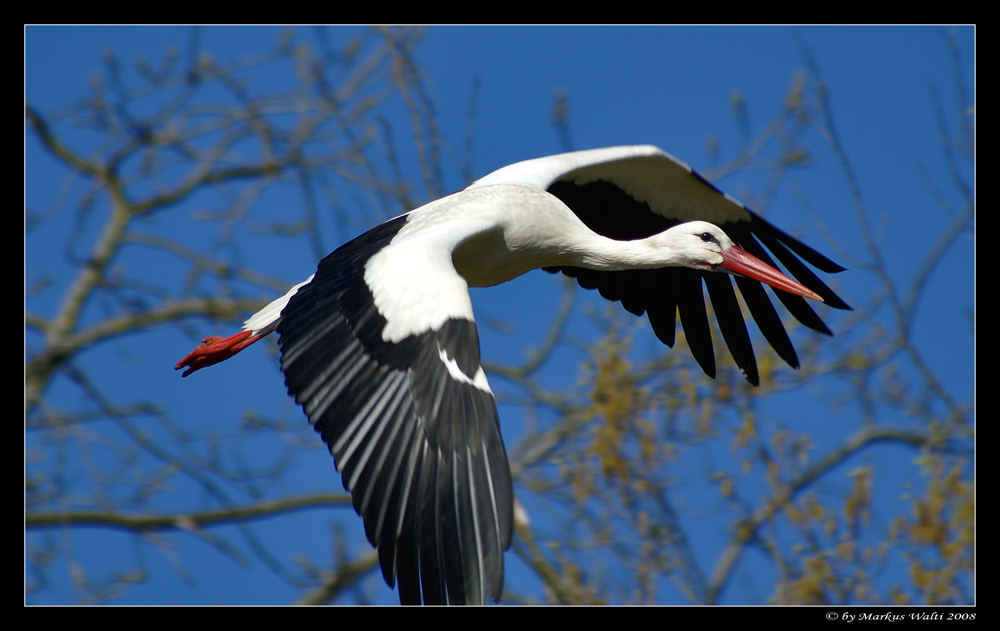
left=176, top=145, right=848, bottom=604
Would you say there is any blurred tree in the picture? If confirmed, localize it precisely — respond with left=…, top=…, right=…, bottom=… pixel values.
left=25, top=28, right=973, bottom=605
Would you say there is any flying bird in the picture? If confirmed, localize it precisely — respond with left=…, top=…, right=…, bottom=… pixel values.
left=175, top=145, right=849, bottom=604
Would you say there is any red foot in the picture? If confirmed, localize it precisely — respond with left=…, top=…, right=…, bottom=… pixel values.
left=174, top=330, right=263, bottom=377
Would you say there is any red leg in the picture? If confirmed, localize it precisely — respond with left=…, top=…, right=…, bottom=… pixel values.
left=174, top=330, right=264, bottom=377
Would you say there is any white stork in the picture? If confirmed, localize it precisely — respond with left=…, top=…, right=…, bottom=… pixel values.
left=175, top=145, right=849, bottom=605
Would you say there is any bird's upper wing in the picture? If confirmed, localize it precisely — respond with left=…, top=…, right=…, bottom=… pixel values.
left=474, top=145, right=850, bottom=386
left=277, top=214, right=513, bottom=604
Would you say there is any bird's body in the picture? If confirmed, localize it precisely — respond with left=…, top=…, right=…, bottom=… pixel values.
left=176, top=145, right=848, bottom=604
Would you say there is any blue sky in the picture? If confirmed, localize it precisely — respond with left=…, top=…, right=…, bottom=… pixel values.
left=26, top=26, right=974, bottom=605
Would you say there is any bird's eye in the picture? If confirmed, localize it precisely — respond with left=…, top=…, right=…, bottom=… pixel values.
left=698, top=233, right=717, bottom=243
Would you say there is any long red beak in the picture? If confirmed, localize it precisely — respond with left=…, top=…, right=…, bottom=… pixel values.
left=720, top=246, right=823, bottom=302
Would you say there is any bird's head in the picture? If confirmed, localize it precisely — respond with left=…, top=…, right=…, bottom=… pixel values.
left=655, top=221, right=823, bottom=301
left=652, top=221, right=735, bottom=269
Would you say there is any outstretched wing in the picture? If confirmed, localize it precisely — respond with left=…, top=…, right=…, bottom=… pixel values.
left=479, top=145, right=850, bottom=386
left=277, top=215, right=513, bottom=604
